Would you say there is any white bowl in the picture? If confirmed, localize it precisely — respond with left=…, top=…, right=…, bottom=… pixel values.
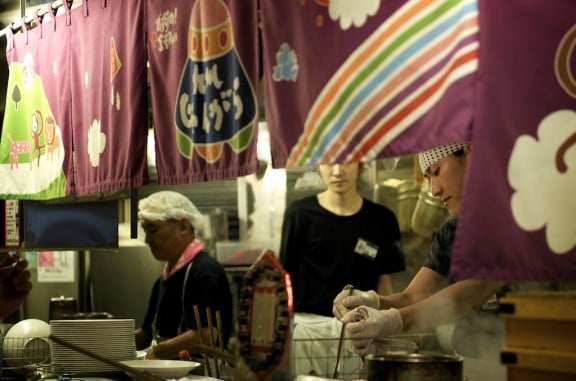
left=3, top=319, right=51, bottom=368
left=119, top=359, right=201, bottom=378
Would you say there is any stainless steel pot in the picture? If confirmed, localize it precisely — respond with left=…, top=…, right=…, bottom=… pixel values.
left=411, top=181, right=448, bottom=237
left=49, top=296, right=77, bottom=320
left=365, top=353, right=463, bottom=381
left=396, top=180, right=421, bottom=233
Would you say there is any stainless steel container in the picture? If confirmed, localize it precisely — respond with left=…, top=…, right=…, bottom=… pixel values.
left=365, top=353, right=463, bottom=381
left=411, top=181, right=448, bottom=237
left=49, top=296, right=77, bottom=320
left=396, top=180, right=421, bottom=233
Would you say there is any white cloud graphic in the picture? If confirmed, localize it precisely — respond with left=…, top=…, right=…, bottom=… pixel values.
left=87, top=119, right=106, bottom=167
left=508, top=109, right=576, bottom=254
left=328, top=0, right=380, bottom=30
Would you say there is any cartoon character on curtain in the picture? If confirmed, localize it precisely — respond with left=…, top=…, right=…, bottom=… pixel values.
left=0, top=52, right=67, bottom=198
left=174, top=0, right=258, bottom=163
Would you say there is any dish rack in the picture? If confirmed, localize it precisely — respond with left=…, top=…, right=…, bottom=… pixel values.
left=291, top=336, right=426, bottom=380
left=291, top=337, right=366, bottom=380
left=1, top=337, right=55, bottom=380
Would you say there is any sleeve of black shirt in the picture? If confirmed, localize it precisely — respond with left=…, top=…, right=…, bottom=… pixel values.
left=141, top=278, right=161, bottom=331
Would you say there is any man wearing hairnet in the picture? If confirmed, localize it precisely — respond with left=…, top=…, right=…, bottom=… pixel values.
left=134, top=191, right=233, bottom=360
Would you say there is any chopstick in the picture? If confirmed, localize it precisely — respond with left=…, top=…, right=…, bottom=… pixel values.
left=193, top=305, right=213, bottom=377
left=49, top=334, right=165, bottom=381
left=205, top=306, right=216, bottom=349
left=205, top=307, right=220, bottom=379
left=333, top=285, right=354, bottom=378
left=186, top=343, right=235, bottom=364
left=215, top=310, right=224, bottom=352
left=191, top=305, right=229, bottom=377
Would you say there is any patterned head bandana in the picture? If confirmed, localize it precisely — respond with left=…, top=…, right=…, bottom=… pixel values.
left=418, top=142, right=467, bottom=174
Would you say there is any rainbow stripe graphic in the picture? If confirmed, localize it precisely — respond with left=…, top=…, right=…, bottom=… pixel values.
left=287, top=0, right=479, bottom=167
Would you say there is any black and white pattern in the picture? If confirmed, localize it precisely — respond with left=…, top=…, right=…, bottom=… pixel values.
left=418, top=142, right=467, bottom=174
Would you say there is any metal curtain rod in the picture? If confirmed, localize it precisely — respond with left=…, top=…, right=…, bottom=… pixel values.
left=0, top=0, right=72, bottom=39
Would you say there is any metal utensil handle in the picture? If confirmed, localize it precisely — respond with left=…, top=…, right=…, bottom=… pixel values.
left=333, top=285, right=354, bottom=378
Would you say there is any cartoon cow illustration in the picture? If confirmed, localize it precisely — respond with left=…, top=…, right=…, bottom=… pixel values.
left=7, top=132, right=32, bottom=170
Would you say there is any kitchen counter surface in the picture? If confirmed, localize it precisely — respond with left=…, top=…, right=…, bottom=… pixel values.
left=44, top=376, right=224, bottom=381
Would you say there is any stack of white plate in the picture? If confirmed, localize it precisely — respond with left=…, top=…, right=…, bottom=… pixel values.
left=50, top=319, right=136, bottom=375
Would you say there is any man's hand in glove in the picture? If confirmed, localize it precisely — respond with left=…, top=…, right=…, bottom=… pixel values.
left=341, top=306, right=403, bottom=356
left=333, top=287, right=380, bottom=320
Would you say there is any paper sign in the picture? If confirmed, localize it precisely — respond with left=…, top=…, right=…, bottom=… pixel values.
left=37, top=251, right=75, bottom=283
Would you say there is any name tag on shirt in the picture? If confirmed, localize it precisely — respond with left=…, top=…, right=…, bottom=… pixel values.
left=354, top=238, right=378, bottom=260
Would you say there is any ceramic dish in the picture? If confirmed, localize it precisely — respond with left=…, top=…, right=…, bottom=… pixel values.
left=119, top=359, right=201, bottom=378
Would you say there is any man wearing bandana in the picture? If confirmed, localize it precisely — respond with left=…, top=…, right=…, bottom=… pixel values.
left=134, top=191, right=233, bottom=361
left=333, top=142, right=507, bottom=381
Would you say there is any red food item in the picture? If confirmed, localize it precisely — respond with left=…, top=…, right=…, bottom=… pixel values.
left=178, top=349, right=191, bottom=360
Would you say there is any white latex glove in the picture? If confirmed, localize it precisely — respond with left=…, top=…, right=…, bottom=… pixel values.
left=341, top=306, right=403, bottom=356
left=333, top=287, right=380, bottom=320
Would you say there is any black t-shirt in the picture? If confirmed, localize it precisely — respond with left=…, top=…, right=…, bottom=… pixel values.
left=142, top=251, right=233, bottom=347
left=279, top=196, right=405, bottom=316
left=423, top=218, right=505, bottom=359
left=422, top=217, right=457, bottom=277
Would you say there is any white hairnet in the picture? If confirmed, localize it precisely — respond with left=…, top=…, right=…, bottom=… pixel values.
left=138, top=191, right=205, bottom=231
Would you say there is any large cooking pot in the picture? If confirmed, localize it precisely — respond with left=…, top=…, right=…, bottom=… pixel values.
left=365, top=353, right=463, bottom=381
